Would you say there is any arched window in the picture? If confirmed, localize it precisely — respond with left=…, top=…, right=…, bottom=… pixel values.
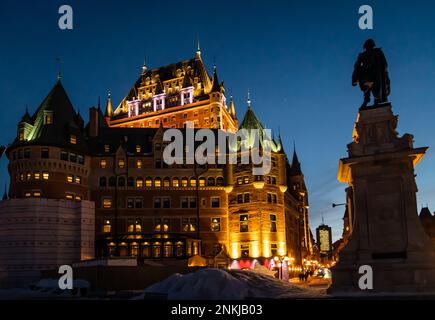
left=216, top=177, right=224, bottom=186
left=172, top=177, right=179, bottom=187
left=99, top=177, right=107, bottom=187
left=118, top=176, right=125, bottom=187
left=199, top=177, right=206, bottom=187
left=145, top=177, right=152, bottom=187
left=109, top=176, right=116, bottom=187
left=181, top=177, right=188, bottom=187
left=190, top=177, right=197, bottom=187
left=136, top=177, right=144, bottom=188
left=127, top=176, right=134, bottom=187
left=207, top=177, right=216, bottom=186
left=163, top=177, right=170, bottom=187
left=154, top=177, right=162, bottom=188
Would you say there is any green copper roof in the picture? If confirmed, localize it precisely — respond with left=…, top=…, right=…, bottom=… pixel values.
left=239, top=106, right=265, bottom=130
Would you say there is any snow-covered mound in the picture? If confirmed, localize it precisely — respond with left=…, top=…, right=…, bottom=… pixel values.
left=139, top=268, right=325, bottom=300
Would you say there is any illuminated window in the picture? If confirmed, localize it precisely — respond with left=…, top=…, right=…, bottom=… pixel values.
left=182, top=218, right=197, bottom=232
left=136, top=177, right=144, bottom=188
left=75, top=195, right=82, bottom=201
left=33, top=191, right=41, bottom=198
left=70, top=134, right=77, bottom=144
left=67, top=175, right=74, bottom=183
left=190, top=178, right=197, bottom=187
left=172, top=178, right=179, bottom=187
left=118, top=159, right=125, bottom=168
left=102, top=198, right=112, bottom=208
left=136, top=145, right=141, bottom=153
left=104, top=145, right=110, bottom=152
left=19, top=129, right=25, bottom=141
left=75, top=176, right=81, bottom=184
left=237, top=177, right=243, bottom=185
left=163, top=177, right=170, bottom=187
left=26, top=172, right=31, bottom=180
left=34, top=172, right=40, bottom=180
left=42, top=172, right=49, bottom=180
left=25, top=192, right=31, bottom=197
left=243, top=176, right=250, bottom=184
left=44, top=113, right=53, bottom=125
left=145, top=177, right=152, bottom=187
left=199, top=178, right=206, bottom=187
left=270, top=214, right=277, bottom=232
left=210, top=218, right=221, bottom=232
left=136, top=159, right=142, bottom=168
left=181, top=177, right=188, bottom=187
left=103, top=220, right=111, bottom=233
left=65, top=193, right=74, bottom=200
left=100, top=159, right=107, bottom=168
left=154, top=218, right=169, bottom=232
left=240, top=214, right=249, bottom=232
left=154, top=177, right=161, bottom=188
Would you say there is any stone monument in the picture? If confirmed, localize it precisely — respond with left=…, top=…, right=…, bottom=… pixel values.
left=329, top=40, right=435, bottom=295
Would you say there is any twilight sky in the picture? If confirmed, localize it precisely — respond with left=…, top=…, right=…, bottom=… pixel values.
left=1, top=0, right=435, bottom=241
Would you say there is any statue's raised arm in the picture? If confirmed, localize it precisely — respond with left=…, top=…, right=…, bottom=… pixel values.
left=352, top=39, right=391, bottom=108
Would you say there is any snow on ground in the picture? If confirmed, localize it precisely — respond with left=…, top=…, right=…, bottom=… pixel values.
left=138, top=268, right=327, bottom=300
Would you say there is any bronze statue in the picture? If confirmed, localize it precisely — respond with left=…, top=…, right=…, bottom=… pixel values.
left=352, top=39, right=390, bottom=108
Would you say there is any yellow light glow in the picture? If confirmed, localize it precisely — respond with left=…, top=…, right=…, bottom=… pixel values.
left=251, top=242, right=260, bottom=258
left=231, top=242, right=239, bottom=259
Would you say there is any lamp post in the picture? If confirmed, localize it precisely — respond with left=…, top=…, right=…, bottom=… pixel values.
left=273, top=255, right=289, bottom=280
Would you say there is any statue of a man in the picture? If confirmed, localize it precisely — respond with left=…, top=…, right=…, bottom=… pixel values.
left=352, top=39, right=391, bottom=108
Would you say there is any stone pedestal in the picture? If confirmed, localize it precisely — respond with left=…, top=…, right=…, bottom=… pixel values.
left=329, top=103, right=435, bottom=295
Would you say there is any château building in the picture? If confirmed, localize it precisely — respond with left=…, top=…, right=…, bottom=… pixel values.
left=1, top=49, right=313, bottom=279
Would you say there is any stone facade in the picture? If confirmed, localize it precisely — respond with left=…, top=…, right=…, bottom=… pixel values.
left=0, top=198, right=94, bottom=288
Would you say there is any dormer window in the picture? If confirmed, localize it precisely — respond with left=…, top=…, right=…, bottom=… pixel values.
left=44, top=112, right=53, bottom=125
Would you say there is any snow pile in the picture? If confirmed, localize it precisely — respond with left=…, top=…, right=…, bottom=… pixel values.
left=140, top=268, right=325, bottom=300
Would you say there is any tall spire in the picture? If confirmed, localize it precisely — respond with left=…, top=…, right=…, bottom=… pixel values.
left=210, top=65, right=221, bottom=92
left=290, top=141, right=302, bottom=175
left=229, top=96, right=236, bottom=118
left=196, top=38, right=201, bottom=60
left=247, top=90, right=252, bottom=109
left=105, top=90, right=113, bottom=117
left=56, top=57, right=62, bottom=81
left=97, top=96, right=101, bottom=111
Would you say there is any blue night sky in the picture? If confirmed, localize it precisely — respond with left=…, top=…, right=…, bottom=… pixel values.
left=1, top=0, right=435, bottom=241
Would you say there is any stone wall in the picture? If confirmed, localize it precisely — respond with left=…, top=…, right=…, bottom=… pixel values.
left=0, top=198, right=95, bottom=288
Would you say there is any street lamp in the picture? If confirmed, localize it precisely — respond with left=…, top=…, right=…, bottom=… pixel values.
left=274, top=255, right=289, bottom=280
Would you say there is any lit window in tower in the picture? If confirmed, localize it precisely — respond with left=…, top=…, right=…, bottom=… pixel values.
left=136, top=160, right=142, bottom=168
left=103, top=220, right=111, bottom=233
left=34, top=172, right=40, bottom=180
left=70, top=134, right=77, bottom=145
left=67, top=175, right=74, bottom=183
left=42, top=172, right=49, bottom=180
left=118, top=159, right=125, bottom=169
left=102, top=198, right=112, bottom=208
left=100, top=159, right=107, bottom=168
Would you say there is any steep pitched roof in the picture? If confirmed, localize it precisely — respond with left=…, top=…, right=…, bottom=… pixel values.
left=11, top=80, right=87, bottom=152
left=239, top=106, right=264, bottom=130
left=419, top=207, right=433, bottom=219
left=210, top=66, right=221, bottom=93
left=289, top=145, right=302, bottom=176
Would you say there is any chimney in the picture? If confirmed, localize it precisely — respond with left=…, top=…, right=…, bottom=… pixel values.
left=89, top=107, right=99, bottom=137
